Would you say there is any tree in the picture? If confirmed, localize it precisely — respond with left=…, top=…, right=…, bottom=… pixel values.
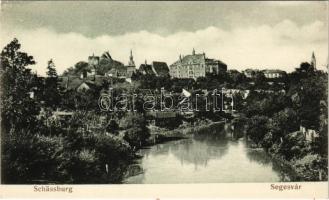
left=0, top=38, right=42, bottom=183
left=278, top=131, right=309, bottom=160
left=253, top=71, right=267, bottom=89
left=228, top=70, right=248, bottom=88
left=62, top=61, right=90, bottom=76
left=44, top=59, right=61, bottom=109
left=246, top=115, right=269, bottom=146
left=46, top=59, right=57, bottom=77
left=269, top=108, right=299, bottom=143
left=0, top=38, right=39, bottom=133
left=121, top=113, right=150, bottom=149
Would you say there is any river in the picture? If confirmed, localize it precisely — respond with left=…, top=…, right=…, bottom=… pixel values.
left=123, top=124, right=291, bottom=183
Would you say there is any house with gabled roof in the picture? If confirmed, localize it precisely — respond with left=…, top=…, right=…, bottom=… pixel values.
left=152, top=61, right=170, bottom=77
left=138, top=60, right=170, bottom=77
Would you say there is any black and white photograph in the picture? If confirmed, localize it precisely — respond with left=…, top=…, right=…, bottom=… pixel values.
left=0, top=1, right=328, bottom=190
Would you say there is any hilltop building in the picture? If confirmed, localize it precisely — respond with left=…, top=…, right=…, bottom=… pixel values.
left=138, top=60, right=170, bottom=77
left=87, top=54, right=99, bottom=77
left=105, top=51, right=136, bottom=79
left=88, top=54, right=100, bottom=67
left=169, top=49, right=227, bottom=79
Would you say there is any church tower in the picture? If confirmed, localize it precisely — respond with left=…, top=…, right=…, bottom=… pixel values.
left=128, top=50, right=135, bottom=67
left=311, top=51, right=316, bottom=70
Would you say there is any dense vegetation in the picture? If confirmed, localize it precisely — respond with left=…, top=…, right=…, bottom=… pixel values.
left=1, top=38, right=327, bottom=183
left=0, top=39, right=149, bottom=183
left=239, top=63, right=328, bottom=181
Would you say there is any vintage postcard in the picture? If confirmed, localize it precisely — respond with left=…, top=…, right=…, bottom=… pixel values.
left=0, top=1, right=328, bottom=199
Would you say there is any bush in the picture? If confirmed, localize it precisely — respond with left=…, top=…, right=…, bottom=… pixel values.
left=278, top=131, right=310, bottom=160
left=120, top=113, right=150, bottom=148
left=2, top=133, right=62, bottom=183
left=294, top=154, right=328, bottom=181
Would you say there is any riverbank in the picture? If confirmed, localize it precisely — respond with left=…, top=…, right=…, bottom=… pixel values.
left=146, top=120, right=225, bottom=145
left=269, top=151, right=328, bottom=181
left=233, top=113, right=328, bottom=181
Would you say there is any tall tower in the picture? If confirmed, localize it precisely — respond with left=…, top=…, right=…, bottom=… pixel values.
left=128, top=50, right=135, bottom=67
left=311, top=51, right=316, bottom=70
left=192, top=48, right=195, bottom=55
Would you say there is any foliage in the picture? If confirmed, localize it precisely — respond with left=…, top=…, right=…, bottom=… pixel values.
left=0, top=38, right=44, bottom=183
left=246, top=115, right=269, bottom=145
left=44, top=59, right=61, bottom=108
left=278, top=131, right=310, bottom=160
left=62, top=61, right=89, bottom=76
left=121, top=113, right=150, bottom=149
left=269, top=108, right=299, bottom=141
left=106, top=119, right=119, bottom=135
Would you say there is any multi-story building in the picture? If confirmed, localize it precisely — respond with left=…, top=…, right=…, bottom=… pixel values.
left=262, top=69, right=286, bottom=79
left=169, top=49, right=227, bottom=79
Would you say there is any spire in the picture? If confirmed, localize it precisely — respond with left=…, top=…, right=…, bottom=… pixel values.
left=128, top=49, right=135, bottom=66
left=192, top=48, right=195, bottom=55
left=311, top=51, right=316, bottom=70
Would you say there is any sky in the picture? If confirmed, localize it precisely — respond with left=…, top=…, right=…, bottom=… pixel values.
left=0, top=1, right=328, bottom=75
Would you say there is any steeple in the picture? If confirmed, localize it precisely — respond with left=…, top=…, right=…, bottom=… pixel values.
left=128, top=49, right=135, bottom=66
left=192, top=48, right=195, bottom=55
left=311, top=51, right=316, bottom=70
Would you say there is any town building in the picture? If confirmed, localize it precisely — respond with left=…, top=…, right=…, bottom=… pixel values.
left=242, top=69, right=259, bottom=78
left=126, top=50, right=136, bottom=78
left=59, top=75, right=107, bottom=92
left=105, top=50, right=137, bottom=79
left=88, top=54, right=100, bottom=67
left=169, top=49, right=227, bottom=79
left=138, top=60, right=170, bottom=77
left=87, top=54, right=99, bottom=77
left=262, top=69, right=286, bottom=79
left=300, top=125, right=319, bottom=142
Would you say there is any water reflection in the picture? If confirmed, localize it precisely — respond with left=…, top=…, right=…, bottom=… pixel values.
left=123, top=124, right=288, bottom=183
left=246, top=149, right=272, bottom=165
left=170, top=137, right=229, bottom=169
